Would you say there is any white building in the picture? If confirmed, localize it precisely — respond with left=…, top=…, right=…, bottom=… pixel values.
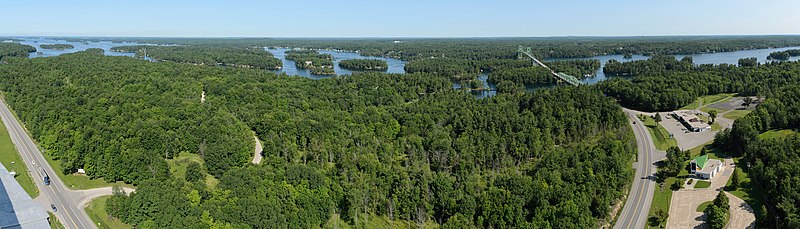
left=690, top=155, right=723, bottom=179
left=671, top=111, right=712, bottom=132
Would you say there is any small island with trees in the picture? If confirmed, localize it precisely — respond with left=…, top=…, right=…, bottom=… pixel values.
left=40, top=44, right=74, bottom=50
left=0, top=43, right=37, bottom=60
left=285, top=49, right=335, bottom=75
left=111, top=45, right=283, bottom=70
left=767, top=49, right=800, bottom=60
left=338, top=59, right=388, bottom=71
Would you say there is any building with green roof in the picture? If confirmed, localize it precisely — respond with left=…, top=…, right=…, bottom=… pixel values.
left=690, top=154, right=723, bottom=179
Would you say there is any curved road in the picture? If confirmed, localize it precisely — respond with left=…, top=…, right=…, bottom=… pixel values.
left=614, top=109, right=662, bottom=229
left=0, top=99, right=131, bottom=229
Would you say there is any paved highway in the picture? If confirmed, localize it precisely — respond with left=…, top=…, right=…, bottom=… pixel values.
left=0, top=99, right=95, bottom=229
left=614, top=109, right=661, bottom=229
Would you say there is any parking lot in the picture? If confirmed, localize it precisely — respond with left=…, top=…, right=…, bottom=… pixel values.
left=657, top=112, right=717, bottom=151
left=705, top=97, right=758, bottom=112
left=667, top=159, right=755, bottom=229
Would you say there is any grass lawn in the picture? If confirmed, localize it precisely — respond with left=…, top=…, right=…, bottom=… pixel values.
left=166, top=151, right=204, bottom=180
left=49, top=212, right=64, bottom=229
left=694, top=180, right=711, bottom=188
left=0, top=118, right=38, bottom=198
left=724, top=165, right=765, bottom=218
left=711, top=122, right=723, bottom=131
left=758, top=129, right=797, bottom=140
left=700, top=107, right=726, bottom=114
left=722, top=110, right=752, bottom=120
left=42, top=152, right=131, bottom=190
left=166, top=151, right=218, bottom=188
left=680, top=93, right=736, bottom=110
left=696, top=201, right=713, bottom=212
left=696, top=114, right=723, bottom=131
left=640, top=115, right=678, bottom=151
left=679, top=99, right=703, bottom=110
left=687, top=141, right=732, bottom=159
left=85, top=196, right=131, bottom=229
left=648, top=164, right=690, bottom=228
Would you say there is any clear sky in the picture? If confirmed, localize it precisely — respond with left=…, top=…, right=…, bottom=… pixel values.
left=2, top=0, right=799, bottom=37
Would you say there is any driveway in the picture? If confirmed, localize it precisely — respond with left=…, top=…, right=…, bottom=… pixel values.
left=667, top=159, right=755, bottom=229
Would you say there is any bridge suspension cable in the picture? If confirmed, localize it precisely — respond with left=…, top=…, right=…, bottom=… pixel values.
left=517, top=46, right=583, bottom=86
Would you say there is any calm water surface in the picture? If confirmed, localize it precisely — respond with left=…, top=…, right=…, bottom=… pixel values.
left=15, top=37, right=146, bottom=58
left=266, top=47, right=406, bottom=79
left=547, top=46, right=800, bottom=85
left=11, top=38, right=800, bottom=98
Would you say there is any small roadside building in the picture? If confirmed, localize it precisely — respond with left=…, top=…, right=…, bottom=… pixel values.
left=690, top=155, right=723, bottom=179
left=671, top=111, right=712, bottom=132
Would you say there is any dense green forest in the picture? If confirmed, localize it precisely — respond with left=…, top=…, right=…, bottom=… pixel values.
left=767, top=49, right=800, bottom=61
left=404, top=58, right=531, bottom=81
left=62, top=36, right=800, bottom=61
left=338, top=59, right=388, bottom=71
left=0, top=43, right=36, bottom=60
left=603, top=56, right=694, bottom=76
left=0, top=49, right=253, bottom=181
left=488, top=66, right=554, bottom=85
left=39, top=44, right=74, bottom=50
left=712, top=86, right=800, bottom=228
left=767, top=51, right=791, bottom=60
left=738, top=57, right=758, bottom=67
left=0, top=50, right=635, bottom=228
left=111, top=45, right=283, bottom=70
left=548, top=59, right=600, bottom=77
left=9, top=36, right=800, bottom=228
left=598, top=56, right=800, bottom=111
left=486, top=60, right=599, bottom=85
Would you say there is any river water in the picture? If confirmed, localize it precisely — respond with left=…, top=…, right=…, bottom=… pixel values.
left=547, top=46, right=800, bottom=85
left=266, top=47, right=406, bottom=79
left=10, top=37, right=800, bottom=98
left=15, top=37, right=143, bottom=58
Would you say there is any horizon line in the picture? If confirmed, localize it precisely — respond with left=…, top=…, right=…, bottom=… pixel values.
left=3, top=34, right=800, bottom=39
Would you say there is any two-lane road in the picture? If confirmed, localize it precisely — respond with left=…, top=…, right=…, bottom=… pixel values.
left=0, top=99, right=96, bottom=229
left=614, top=109, right=661, bottom=229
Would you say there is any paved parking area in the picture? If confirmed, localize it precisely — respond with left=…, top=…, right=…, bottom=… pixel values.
left=669, top=190, right=717, bottom=229
left=667, top=159, right=755, bottom=229
left=728, top=192, right=756, bottom=229
left=657, top=112, right=717, bottom=151
left=706, top=97, right=758, bottom=111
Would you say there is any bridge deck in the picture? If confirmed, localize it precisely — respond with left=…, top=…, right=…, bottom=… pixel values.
left=518, top=46, right=584, bottom=86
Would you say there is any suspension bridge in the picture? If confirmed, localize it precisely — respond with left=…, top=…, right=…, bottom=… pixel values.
left=517, top=46, right=584, bottom=86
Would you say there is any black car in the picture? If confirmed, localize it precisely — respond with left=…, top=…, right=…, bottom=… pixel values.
left=51, top=204, right=56, bottom=212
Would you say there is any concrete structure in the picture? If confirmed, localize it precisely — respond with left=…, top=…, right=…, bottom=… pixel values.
left=690, top=155, right=723, bottom=179
left=0, top=162, right=50, bottom=229
left=671, top=110, right=711, bottom=132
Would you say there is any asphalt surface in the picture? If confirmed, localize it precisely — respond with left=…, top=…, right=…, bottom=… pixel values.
left=0, top=99, right=95, bottom=229
left=614, top=109, right=660, bottom=229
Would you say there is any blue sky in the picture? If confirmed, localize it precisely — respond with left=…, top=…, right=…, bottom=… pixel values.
left=1, top=0, right=799, bottom=37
